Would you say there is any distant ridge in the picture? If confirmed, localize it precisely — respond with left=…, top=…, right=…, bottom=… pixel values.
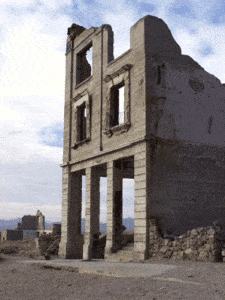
left=0, top=217, right=134, bottom=233
left=0, top=218, right=21, bottom=231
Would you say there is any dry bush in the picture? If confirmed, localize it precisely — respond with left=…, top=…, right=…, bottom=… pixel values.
left=0, top=244, right=18, bottom=254
left=0, top=238, right=36, bottom=256
left=0, top=254, right=4, bottom=262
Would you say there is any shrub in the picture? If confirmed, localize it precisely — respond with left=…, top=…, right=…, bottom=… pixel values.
left=0, top=245, right=18, bottom=254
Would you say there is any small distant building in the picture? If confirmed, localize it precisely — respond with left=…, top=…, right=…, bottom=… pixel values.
left=1, top=229, right=23, bottom=242
left=23, top=230, right=38, bottom=239
left=37, top=223, right=61, bottom=237
left=17, top=210, right=45, bottom=231
left=1, top=210, right=45, bottom=242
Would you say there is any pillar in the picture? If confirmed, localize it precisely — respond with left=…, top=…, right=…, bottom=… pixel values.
left=134, top=142, right=151, bottom=261
left=83, top=167, right=100, bottom=260
left=58, top=167, right=83, bottom=258
left=105, top=160, right=123, bottom=257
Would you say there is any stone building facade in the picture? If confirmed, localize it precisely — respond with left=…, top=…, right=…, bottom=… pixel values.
left=1, top=229, right=23, bottom=242
left=58, top=15, right=225, bottom=261
left=0, top=211, right=45, bottom=242
left=17, top=210, right=45, bottom=231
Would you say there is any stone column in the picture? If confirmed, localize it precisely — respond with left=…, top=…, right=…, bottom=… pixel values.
left=105, top=161, right=123, bottom=257
left=134, top=142, right=151, bottom=261
left=58, top=167, right=83, bottom=258
left=83, top=167, right=100, bottom=260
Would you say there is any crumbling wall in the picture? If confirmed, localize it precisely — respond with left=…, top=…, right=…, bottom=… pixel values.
left=36, top=235, right=56, bottom=255
left=149, top=141, right=225, bottom=236
left=20, top=216, right=38, bottom=230
left=36, top=210, right=45, bottom=230
left=1, top=229, right=23, bottom=242
left=149, top=219, right=225, bottom=262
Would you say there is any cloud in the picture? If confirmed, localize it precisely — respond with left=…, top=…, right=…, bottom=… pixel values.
left=0, top=13, right=70, bottom=97
left=0, top=1, right=71, bottom=169
left=38, top=122, right=64, bottom=147
left=208, top=0, right=225, bottom=24
left=138, top=2, right=156, bottom=15
left=173, top=24, right=225, bottom=83
left=198, top=43, right=214, bottom=57
left=1, top=161, right=62, bottom=221
left=1, top=161, right=62, bottom=203
left=0, top=202, right=62, bottom=222
left=169, top=2, right=195, bottom=19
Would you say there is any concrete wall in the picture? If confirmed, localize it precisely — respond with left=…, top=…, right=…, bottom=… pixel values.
left=142, top=16, right=225, bottom=236
left=23, top=230, right=38, bottom=239
left=151, top=63, right=225, bottom=145
left=148, top=141, right=225, bottom=236
left=63, top=18, right=149, bottom=167
left=1, top=229, right=23, bottom=242
left=21, top=216, right=38, bottom=230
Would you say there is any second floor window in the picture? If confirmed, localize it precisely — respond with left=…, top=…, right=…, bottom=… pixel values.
left=110, top=82, right=125, bottom=127
left=76, top=44, right=93, bottom=85
left=77, top=104, right=86, bottom=142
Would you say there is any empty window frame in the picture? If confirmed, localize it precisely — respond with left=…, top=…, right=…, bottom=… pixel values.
left=110, top=82, right=125, bottom=127
left=76, top=44, right=93, bottom=85
left=77, top=103, right=87, bottom=142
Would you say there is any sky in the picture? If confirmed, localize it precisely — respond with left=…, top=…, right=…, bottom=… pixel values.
left=1, top=0, right=225, bottom=222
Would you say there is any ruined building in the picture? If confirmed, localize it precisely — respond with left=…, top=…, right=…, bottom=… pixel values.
left=17, top=210, right=45, bottom=231
left=1, top=210, right=45, bottom=242
left=58, top=15, right=225, bottom=261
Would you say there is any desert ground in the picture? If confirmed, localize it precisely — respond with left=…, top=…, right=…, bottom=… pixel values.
left=0, top=239, right=225, bottom=300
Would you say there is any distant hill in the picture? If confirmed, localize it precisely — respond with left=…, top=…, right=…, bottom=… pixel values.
left=0, top=218, right=21, bottom=231
left=81, top=217, right=134, bottom=234
left=0, top=217, right=134, bottom=233
left=0, top=219, right=58, bottom=232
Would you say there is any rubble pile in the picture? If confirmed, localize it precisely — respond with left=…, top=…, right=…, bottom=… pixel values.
left=35, top=235, right=56, bottom=256
left=149, top=220, right=225, bottom=262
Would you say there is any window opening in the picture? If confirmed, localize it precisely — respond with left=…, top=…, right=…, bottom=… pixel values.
left=77, top=104, right=86, bottom=142
left=77, top=44, right=92, bottom=85
left=86, top=47, right=92, bottom=76
left=110, top=82, right=125, bottom=127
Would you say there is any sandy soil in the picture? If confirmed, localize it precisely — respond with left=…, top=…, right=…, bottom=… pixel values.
left=0, top=254, right=225, bottom=300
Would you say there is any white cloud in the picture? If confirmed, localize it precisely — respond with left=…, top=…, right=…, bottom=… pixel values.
left=0, top=202, right=61, bottom=222
left=40, top=0, right=72, bottom=10
left=0, top=2, right=71, bottom=172
left=173, top=24, right=225, bottom=83
left=0, top=0, right=35, bottom=6
left=0, top=13, right=70, bottom=97
left=1, top=161, right=62, bottom=221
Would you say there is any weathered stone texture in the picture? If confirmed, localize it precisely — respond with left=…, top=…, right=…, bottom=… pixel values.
left=59, top=15, right=225, bottom=261
left=149, top=221, right=225, bottom=262
left=0, top=229, right=23, bottom=242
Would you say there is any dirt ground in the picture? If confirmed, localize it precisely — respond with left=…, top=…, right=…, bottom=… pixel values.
left=0, top=253, right=225, bottom=300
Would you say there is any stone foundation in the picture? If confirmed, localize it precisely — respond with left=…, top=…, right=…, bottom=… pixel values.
left=149, top=219, right=225, bottom=262
left=36, top=235, right=57, bottom=256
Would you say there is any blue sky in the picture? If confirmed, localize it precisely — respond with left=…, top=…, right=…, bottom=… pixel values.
left=1, top=0, right=225, bottom=221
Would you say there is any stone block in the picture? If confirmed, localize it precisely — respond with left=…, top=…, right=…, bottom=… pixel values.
left=184, top=248, right=193, bottom=255
left=191, top=229, right=198, bottom=237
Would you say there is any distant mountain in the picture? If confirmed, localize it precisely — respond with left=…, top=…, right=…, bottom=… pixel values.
left=0, top=218, right=21, bottom=231
left=0, top=219, right=58, bottom=232
left=0, top=218, right=134, bottom=233
left=81, top=217, right=134, bottom=234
